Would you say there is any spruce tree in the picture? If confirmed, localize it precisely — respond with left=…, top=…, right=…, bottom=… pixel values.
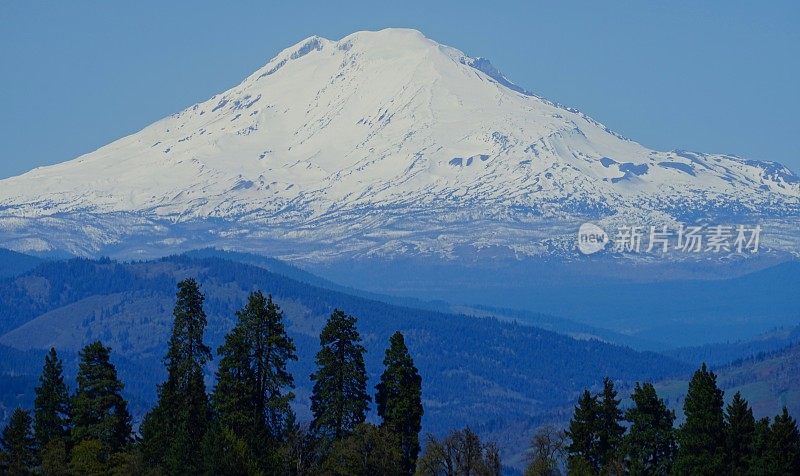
left=622, top=382, right=676, bottom=475
left=71, top=341, right=132, bottom=454
left=0, top=408, right=36, bottom=475
left=212, top=292, right=298, bottom=467
left=34, top=347, right=71, bottom=450
left=375, top=331, right=424, bottom=476
left=748, top=416, right=772, bottom=474
left=310, top=309, right=370, bottom=440
left=141, top=278, right=212, bottom=474
left=724, top=391, right=755, bottom=475
left=597, top=377, right=624, bottom=472
left=565, top=389, right=600, bottom=473
left=674, top=363, right=726, bottom=475
left=767, top=407, right=800, bottom=474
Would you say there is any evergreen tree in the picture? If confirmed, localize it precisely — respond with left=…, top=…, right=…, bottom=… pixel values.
left=212, top=292, right=298, bottom=467
left=375, top=331, right=423, bottom=475
left=565, top=389, right=600, bottom=473
left=71, top=341, right=132, bottom=454
left=724, top=391, right=755, bottom=475
left=310, top=309, right=371, bottom=440
left=34, top=347, right=71, bottom=450
left=674, top=363, right=725, bottom=476
left=767, top=407, right=800, bottom=474
left=0, top=408, right=36, bottom=475
left=141, top=278, right=212, bottom=474
left=622, top=382, right=676, bottom=475
left=747, top=416, right=772, bottom=475
left=597, top=377, right=624, bottom=472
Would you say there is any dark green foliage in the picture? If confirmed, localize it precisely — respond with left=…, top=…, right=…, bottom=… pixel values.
left=748, top=416, right=772, bottom=474
left=322, top=423, right=403, bottom=476
left=68, top=439, right=106, bottom=475
left=767, top=407, right=800, bottom=474
left=310, top=309, right=370, bottom=440
left=724, top=391, right=755, bottom=475
left=674, top=363, right=726, bottom=476
left=597, top=377, right=624, bottom=472
left=212, top=291, right=298, bottom=469
left=0, top=408, right=36, bottom=475
left=201, top=422, right=262, bottom=476
left=34, top=347, right=71, bottom=449
left=141, top=278, right=212, bottom=474
left=71, top=341, right=132, bottom=454
left=622, top=382, right=676, bottom=475
left=415, top=427, right=501, bottom=476
left=566, top=389, right=600, bottom=472
left=39, top=438, right=69, bottom=476
left=375, top=331, right=423, bottom=475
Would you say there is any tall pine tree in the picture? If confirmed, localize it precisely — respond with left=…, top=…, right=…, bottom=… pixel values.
left=71, top=341, right=132, bottom=454
left=566, top=389, right=600, bottom=473
left=375, top=331, right=424, bottom=476
left=674, top=363, right=725, bottom=475
left=0, top=408, right=36, bottom=475
left=212, top=292, right=298, bottom=468
left=622, top=382, right=676, bottom=475
left=767, top=407, right=800, bottom=474
left=33, top=347, right=71, bottom=449
left=310, top=309, right=370, bottom=440
left=596, top=377, right=624, bottom=472
left=724, top=391, right=755, bottom=475
left=141, top=278, right=212, bottom=475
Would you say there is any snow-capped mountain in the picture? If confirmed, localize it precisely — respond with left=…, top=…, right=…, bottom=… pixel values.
left=1, top=28, right=798, bottom=260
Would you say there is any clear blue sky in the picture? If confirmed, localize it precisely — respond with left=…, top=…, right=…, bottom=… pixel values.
left=1, top=1, right=798, bottom=179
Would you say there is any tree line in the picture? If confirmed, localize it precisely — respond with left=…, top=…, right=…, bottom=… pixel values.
left=2, top=277, right=799, bottom=475
left=0, top=278, right=435, bottom=475
left=527, top=370, right=800, bottom=475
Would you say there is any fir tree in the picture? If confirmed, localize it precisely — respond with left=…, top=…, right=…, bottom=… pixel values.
left=310, top=309, right=371, bottom=440
left=71, top=341, right=132, bottom=454
left=748, top=416, right=772, bottom=474
left=0, top=408, right=36, bottom=475
left=622, top=382, right=676, bottom=475
left=767, top=407, right=800, bottom=474
left=141, top=278, right=212, bottom=474
left=597, top=377, right=624, bottom=472
left=674, top=363, right=726, bottom=476
left=375, top=331, right=424, bottom=476
left=212, top=292, right=298, bottom=468
left=724, top=391, right=755, bottom=475
left=33, top=347, right=71, bottom=450
left=566, top=389, right=600, bottom=473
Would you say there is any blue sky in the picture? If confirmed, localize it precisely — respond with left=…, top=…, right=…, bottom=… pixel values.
left=1, top=1, right=798, bottom=179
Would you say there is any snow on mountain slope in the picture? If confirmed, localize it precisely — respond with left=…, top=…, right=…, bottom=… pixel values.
left=1, top=28, right=798, bottom=260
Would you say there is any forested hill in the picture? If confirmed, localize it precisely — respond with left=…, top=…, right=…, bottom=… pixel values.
left=0, top=248, right=43, bottom=278
left=0, top=254, right=690, bottom=463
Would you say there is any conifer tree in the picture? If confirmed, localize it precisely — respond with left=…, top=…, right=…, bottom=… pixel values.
left=310, top=309, right=370, bottom=440
left=674, top=363, right=725, bottom=475
left=724, top=391, right=755, bottom=475
left=375, top=331, right=423, bottom=476
left=597, top=377, right=624, bottom=472
left=141, top=278, right=212, bottom=474
left=34, top=347, right=71, bottom=450
left=748, top=416, right=772, bottom=474
left=622, top=382, right=676, bottom=475
left=767, top=407, right=800, bottom=474
left=566, top=389, right=600, bottom=473
left=71, top=341, right=132, bottom=454
left=212, top=292, right=298, bottom=467
left=0, top=408, right=36, bottom=475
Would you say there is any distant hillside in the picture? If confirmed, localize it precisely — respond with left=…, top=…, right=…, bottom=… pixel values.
left=656, top=343, right=800, bottom=421
left=0, top=248, right=44, bottom=278
left=665, top=324, right=800, bottom=367
left=0, top=254, right=689, bottom=466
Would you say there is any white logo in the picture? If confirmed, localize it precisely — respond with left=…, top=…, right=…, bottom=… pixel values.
left=577, top=222, right=609, bottom=255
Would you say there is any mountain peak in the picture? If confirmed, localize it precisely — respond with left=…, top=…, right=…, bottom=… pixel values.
left=0, top=29, right=798, bottom=259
